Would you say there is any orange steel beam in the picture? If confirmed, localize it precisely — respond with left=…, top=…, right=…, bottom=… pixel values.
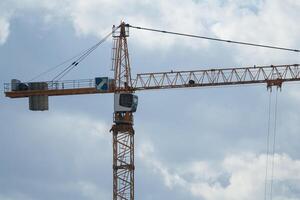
left=5, top=64, right=300, bottom=98
left=5, top=88, right=113, bottom=98
left=133, top=64, right=300, bottom=90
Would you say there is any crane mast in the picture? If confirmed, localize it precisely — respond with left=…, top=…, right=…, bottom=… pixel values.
left=110, top=22, right=135, bottom=200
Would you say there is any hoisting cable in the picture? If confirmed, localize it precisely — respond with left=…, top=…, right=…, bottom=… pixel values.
left=28, top=39, right=107, bottom=82
left=51, top=42, right=102, bottom=81
left=270, top=89, right=279, bottom=200
left=128, top=24, right=300, bottom=53
left=264, top=88, right=280, bottom=200
left=28, top=53, right=85, bottom=82
left=28, top=25, right=120, bottom=82
left=51, top=26, right=119, bottom=81
left=264, top=90, right=272, bottom=200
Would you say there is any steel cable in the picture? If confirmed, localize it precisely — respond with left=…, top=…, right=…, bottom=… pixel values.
left=128, top=24, right=300, bottom=53
left=52, top=27, right=118, bottom=81
left=270, top=89, right=279, bottom=200
left=264, top=90, right=272, bottom=200
left=27, top=26, right=119, bottom=83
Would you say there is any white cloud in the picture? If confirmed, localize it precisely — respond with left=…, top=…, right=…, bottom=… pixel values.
left=77, top=181, right=110, bottom=200
left=65, top=0, right=300, bottom=64
left=0, top=111, right=112, bottom=200
left=138, top=142, right=300, bottom=200
left=0, top=0, right=13, bottom=45
left=19, top=111, right=110, bottom=139
left=210, top=0, right=300, bottom=64
left=138, top=142, right=187, bottom=189
left=2, top=0, right=300, bottom=62
left=0, top=17, right=9, bottom=44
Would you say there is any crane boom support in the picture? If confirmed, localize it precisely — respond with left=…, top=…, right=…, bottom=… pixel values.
left=133, top=64, right=300, bottom=90
left=4, top=64, right=300, bottom=98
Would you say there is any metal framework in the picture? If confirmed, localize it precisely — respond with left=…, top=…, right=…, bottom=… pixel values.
left=111, top=22, right=135, bottom=200
left=133, top=64, right=300, bottom=90
left=111, top=114, right=134, bottom=200
left=113, top=23, right=132, bottom=91
left=3, top=21, right=300, bottom=200
left=5, top=64, right=300, bottom=98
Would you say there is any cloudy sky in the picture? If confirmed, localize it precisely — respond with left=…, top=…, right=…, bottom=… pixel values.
left=1, top=0, right=300, bottom=200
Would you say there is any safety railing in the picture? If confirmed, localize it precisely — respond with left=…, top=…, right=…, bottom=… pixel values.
left=4, top=79, right=95, bottom=92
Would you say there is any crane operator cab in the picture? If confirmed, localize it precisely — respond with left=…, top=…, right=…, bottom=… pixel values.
left=114, top=93, right=138, bottom=113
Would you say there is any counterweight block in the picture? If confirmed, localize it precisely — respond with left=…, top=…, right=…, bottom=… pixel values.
left=28, top=82, right=49, bottom=111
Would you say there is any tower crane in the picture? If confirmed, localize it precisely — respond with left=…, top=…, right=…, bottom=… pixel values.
left=4, top=22, right=300, bottom=200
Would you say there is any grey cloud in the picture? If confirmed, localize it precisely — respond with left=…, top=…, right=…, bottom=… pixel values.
left=1, top=1, right=300, bottom=200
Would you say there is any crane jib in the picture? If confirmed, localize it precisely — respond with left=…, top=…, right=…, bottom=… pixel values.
left=4, top=64, right=300, bottom=99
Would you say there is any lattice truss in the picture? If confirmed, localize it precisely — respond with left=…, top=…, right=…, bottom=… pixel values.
left=112, top=124, right=134, bottom=200
left=112, top=33, right=132, bottom=89
left=133, top=64, right=300, bottom=89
